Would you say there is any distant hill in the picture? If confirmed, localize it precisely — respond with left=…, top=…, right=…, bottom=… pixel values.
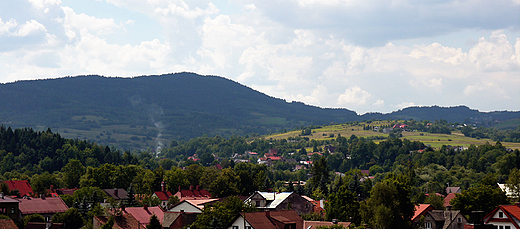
left=361, top=106, right=519, bottom=124
left=0, top=73, right=518, bottom=150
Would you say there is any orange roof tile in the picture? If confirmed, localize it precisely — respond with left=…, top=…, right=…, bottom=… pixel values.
left=412, top=204, right=434, bottom=221
left=444, top=193, right=456, bottom=207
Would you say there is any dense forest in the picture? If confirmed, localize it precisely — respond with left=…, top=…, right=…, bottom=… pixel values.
left=1, top=73, right=518, bottom=150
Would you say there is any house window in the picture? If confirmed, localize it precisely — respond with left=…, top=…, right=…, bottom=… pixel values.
left=256, top=201, right=260, bottom=206
left=11, top=208, right=14, bottom=214
left=425, top=222, right=432, bottom=229
left=499, top=212, right=504, bottom=218
left=246, top=227, right=252, bottom=229
left=505, top=226, right=510, bottom=229
left=232, top=226, right=239, bottom=229
left=457, top=217, right=461, bottom=223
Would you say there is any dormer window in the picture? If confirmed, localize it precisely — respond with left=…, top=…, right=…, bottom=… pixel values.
left=499, top=211, right=504, bottom=218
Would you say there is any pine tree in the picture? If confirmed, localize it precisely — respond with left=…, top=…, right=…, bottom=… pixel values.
left=146, top=215, right=162, bottom=229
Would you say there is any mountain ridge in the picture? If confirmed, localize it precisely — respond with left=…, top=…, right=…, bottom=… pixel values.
left=0, top=72, right=518, bottom=149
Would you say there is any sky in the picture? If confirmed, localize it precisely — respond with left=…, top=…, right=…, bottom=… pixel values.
left=0, top=0, right=519, bottom=115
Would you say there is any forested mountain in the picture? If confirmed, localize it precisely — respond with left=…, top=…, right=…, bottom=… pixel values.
left=0, top=72, right=518, bottom=150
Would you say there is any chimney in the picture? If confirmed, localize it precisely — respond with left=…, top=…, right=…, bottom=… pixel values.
left=190, top=185, right=194, bottom=190
left=265, top=210, right=270, bottom=218
left=178, top=185, right=181, bottom=192
left=144, top=204, right=148, bottom=211
left=40, top=194, right=45, bottom=200
left=196, top=185, right=200, bottom=190
left=332, top=219, right=338, bottom=224
left=180, top=210, right=184, bottom=214
left=0, top=192, right=3, bottom=199
left=114, top=189, right=118, bottom=197
left=161, top=181, right=166, bottom=192
left=121, top=205, right=125, bottom=212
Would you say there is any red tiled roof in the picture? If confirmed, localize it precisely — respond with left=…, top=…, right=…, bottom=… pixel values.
left=240, top=210, right=303, bottom=229
left=412, top=204, right=434, bottom=221
left=2, top=180, right=33, bottom=197
left=501, top=204, right=520, bottom=221
left=154, top=191, right=172, bottom=201
left=304, top=221, right=351, bottom=229
left=484, top=203, right=520, bottom=225
left=268, top=156, right=282, bottom=161
left=18, top=197, right=68, bottom=215
left=0, top=219, right=18, bottom=229
left=176, top=189, right=212, bottom=199
left=444, top=193, right=456, bottom=207
left=123, top=206, right=164, bottom=227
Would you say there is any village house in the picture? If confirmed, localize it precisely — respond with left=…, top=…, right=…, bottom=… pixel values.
left=18, top=196, right=68, bottom=222
left=168, top=199, right=219, bottom=214
left=227, top=210, right=303, bottom=229
left=120, top=205, right=164, bottom=228
left=152, top=181, right=172, bottom=209
left=413, top=204, right=469, bottom=229
left=244, top=191, right=312, bottom=215
left=103, top=188, right=129, bottom=202
left=0, top=193, right=19, bottom=221
left=483, top=203, right=520, bottom=229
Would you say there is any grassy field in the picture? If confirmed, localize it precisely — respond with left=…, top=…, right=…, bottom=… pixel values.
left=267, top=120, right=520, bottom=149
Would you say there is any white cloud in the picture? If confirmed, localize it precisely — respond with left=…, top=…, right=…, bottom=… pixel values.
left=468, top=30, right=519, bottom=71
left=14, top=20, right=46, bottom=37
left=62, top=6, right=120, bottom=35
left=0, top=0, right=519, bottom=115
left=337, top=86, right=371, bottom=106
left=0, top=18, right=18, bottom=35
left=409, top=43, right=467, bottom=65
left=28, top=0, right=61, bottom=9
left=373, top=99, right=384, bottom=106
left=395, top=102, right=417, bottom=110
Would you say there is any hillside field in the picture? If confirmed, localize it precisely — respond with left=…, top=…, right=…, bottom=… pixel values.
left=267, top=120, right=520, bottom=150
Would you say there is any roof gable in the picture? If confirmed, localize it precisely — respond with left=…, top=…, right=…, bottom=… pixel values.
left=153, top=191, right=172, bottom=201
left=412, top=204, right=434, bottom=221
left=103, top=189, right=129, bottom=200
left=169, top=200, right=203, bottom=213
left=241, top=210, right=303, bottom=229
left=484, top=203, right=520, bottom=225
